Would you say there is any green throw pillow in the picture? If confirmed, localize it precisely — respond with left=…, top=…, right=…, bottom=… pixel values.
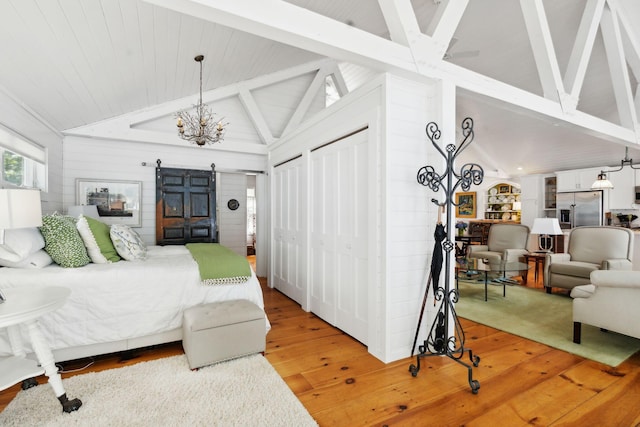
left=40, top=214, right=91, bottom=268
left=76, top=215, right=121, bottom=263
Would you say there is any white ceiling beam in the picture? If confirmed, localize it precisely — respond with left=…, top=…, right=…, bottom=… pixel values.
left=600, top=4, right=637, bottom=130
left=143, top=0, right=418, bottom=73
left=563, top=0, right=606, bottom=110
left=425, top=0, right=469, bottom=58
left=611, top=0, right=640, bottom=95
left=281, top=66, right=327, bottom=137
left=143, top=0, right=638, bottom=146
left=329, top=64, right=349, bottom=98
left=519, top=0, right=565, bottom=103
left=237, top=87, right=274, bottom=145
left=377, top=0, right=419, bottom=47
left=63, top=126, right=267, bottom=155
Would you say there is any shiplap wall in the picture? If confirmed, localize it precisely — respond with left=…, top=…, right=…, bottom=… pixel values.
left=217, top=172, right=248, bottom=256
left=0, top=90, right=64, bottom=213
left=269, top=74, right=443, bottom=363
left=62, top=136, right=266, bottom=245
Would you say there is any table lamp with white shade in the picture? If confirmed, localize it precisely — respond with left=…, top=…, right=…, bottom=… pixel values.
left=0, top=189, right=42, bottom=245
left=0, top=189, right=43, bottom=303
left=531, top=217, right=563, bottom=252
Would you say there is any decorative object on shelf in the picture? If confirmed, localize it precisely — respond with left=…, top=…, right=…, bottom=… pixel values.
left=498, top=184, right=511, bottom=194
left=175, top=55, right=228, bottom=146
left=616, top=213, right=638, bottom=228
left=591, top=147, right=640, bottom=190
left=531, top=217, right=563, bottom=252
left=455, top=221, right=468, bottom=236
left=412, top=117, right=483, bottom=394
left=455, top=192, right=476, bottom=218
left=0, top=189, right=43, bottom=302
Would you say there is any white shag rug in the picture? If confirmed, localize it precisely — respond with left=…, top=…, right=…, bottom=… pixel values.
left=0, top=354, right=317, bottom=427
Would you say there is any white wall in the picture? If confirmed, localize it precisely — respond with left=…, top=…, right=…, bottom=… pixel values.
left=0, top=89, right=64, bottom=213
left=269, top=74, right=443, bottom=363
left=62, top=136, right=266, bottom=244
left=217, top=172, right=248, bottom=255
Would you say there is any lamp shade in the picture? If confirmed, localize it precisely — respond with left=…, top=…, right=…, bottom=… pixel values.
left=531, top=218, right=563, bottom=235
left=67, top=205, right=100, bottom=219
left=0, top=189, right=42, bottom=229
left=591, top=173, right=614, bottom=190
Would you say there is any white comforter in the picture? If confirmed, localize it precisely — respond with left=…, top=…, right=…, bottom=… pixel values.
left=0, top=245, right=269, bottom=357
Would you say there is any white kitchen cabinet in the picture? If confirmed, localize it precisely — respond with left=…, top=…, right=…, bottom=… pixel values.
left=556, top=167, right=603, bottom=192
left=608, top=167, right=635, bottom=209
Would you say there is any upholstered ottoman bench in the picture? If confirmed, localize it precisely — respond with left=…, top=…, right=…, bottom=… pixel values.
left=182, top=299, right=266, bottom=369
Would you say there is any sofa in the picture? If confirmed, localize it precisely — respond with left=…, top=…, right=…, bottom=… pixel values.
left=544, top=226, right=633, bottom=294
left=571, top=270, right=640, bottom=344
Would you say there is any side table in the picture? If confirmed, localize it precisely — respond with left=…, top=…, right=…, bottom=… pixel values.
left=0, top=286, right=82, bottom=413
left=523, top=252, right=546, bottom=284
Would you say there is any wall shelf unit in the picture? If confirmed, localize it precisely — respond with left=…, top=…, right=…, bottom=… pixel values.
left=485, top=183, right=521, bottom=222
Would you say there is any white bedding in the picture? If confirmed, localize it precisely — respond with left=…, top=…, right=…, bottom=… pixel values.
left=0, top=245, right=269, bottom=359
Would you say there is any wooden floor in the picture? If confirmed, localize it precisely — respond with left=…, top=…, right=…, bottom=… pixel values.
left=2, top=263, right=640, bottom=426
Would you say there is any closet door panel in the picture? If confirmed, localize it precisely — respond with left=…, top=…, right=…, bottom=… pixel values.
left=272, top=159, right=305, bottom=305
left=310, top=153, right=337, bottom=323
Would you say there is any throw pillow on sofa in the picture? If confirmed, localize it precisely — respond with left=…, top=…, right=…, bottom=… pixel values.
left=76, top=215, right=121, bottom=263
left=40, top=214, right=91, bottom=268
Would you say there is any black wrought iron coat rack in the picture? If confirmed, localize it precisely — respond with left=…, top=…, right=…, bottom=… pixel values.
left=409, top=117, right=484, bottom=394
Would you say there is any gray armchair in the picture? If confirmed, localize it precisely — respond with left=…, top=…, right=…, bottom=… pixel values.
left=544, top=226, right=633, bottom=294
left=467, top=223, right=530, bottom=264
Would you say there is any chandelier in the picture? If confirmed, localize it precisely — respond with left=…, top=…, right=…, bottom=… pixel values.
left=175, top=55, right=227, bottom=146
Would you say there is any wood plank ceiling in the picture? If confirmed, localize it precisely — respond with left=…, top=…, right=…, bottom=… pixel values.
left=1, top=0, right=640, bottom=178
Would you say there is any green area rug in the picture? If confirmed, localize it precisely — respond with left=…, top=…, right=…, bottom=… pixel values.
left=456, top=280, right=640, bottom=366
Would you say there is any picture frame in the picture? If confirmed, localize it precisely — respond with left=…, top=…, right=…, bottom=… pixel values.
left=455, top=191, right=476, bottom=218
left=498, top=184, right=511, bottom=194
left=76, top=179, right=142, bottom=227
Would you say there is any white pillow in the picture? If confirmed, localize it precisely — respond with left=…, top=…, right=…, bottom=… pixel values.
left=0, top=249, right=53, bottom=268
left=110, top=224, right=147, bottom=261
left=76, top=216, right=121, bottom=264
left=0, top=227, right=45, bottom=263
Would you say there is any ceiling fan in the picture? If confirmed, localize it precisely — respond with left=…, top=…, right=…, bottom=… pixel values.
left=443, top=37, right=479, bottom=60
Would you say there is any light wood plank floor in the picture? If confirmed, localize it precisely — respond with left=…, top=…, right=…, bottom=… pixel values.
left=2, top=268, right=640, bottom=426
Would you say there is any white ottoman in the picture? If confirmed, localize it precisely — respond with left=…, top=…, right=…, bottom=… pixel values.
left=182, top=299, right=266, bottom=369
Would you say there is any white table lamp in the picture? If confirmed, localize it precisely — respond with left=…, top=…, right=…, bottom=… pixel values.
left=0, top=189, right=43, bottom=244
left=0, top=189, right=43, bottom=303
left=67, top=204, right=100, bottom=219
left=531, top=217, right=563, bottom=252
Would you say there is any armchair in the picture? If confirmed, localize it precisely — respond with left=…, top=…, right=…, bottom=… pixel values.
left=571, top=270, right=640, bottom=343
left=544, top=226, right=633, bottom=294
left=467, top=223, right=530, bottom=264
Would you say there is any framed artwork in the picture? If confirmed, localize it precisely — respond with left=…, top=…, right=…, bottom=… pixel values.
left=455, top=191, right=476, bottom=218
left=498, top=184, right=511, bottom=194
left=76, top=179, right=142, bottom=227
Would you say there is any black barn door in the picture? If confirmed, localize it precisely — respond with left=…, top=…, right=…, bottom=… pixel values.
left=155, top=165, right=217, bottom=245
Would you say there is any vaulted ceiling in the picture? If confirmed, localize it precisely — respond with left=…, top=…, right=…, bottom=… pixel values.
left=1, top=0, right=640, bottom=178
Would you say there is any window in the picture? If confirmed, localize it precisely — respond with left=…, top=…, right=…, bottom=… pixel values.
left=325, top=74, right=340, bottom=107
left=0, top=125, right=46, bottom=191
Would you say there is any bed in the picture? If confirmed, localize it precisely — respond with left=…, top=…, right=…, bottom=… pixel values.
left=0, top=244, right=269, bottom=362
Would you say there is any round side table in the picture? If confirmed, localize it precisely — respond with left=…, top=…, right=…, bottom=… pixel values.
left=0, top=286, right=82, bottom=413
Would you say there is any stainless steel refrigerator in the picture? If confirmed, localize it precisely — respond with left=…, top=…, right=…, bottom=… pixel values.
left=556, top=191, right=603, bottom=229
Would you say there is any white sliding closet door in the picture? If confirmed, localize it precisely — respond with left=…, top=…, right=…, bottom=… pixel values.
left=272, top=157, right=306, bottom=306
left=310, top=129, right=369, bottom=344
